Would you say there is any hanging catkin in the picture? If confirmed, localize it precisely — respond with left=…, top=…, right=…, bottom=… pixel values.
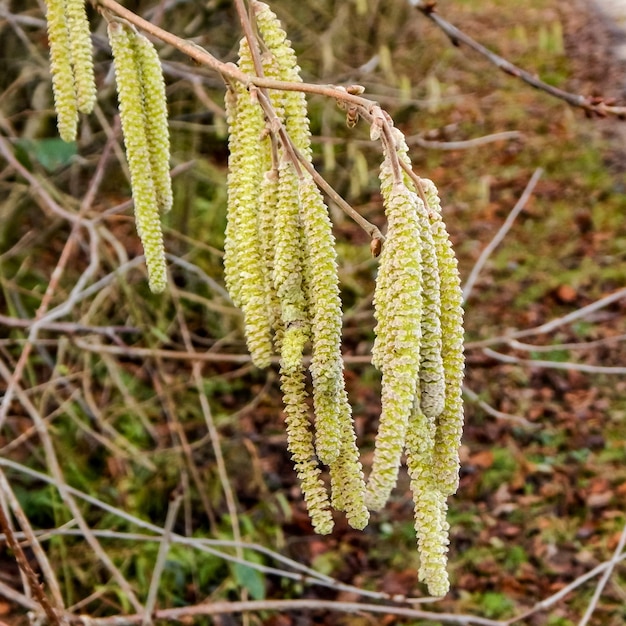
left=421, top=178, right=465, bottom=497
left=45, top=0, right=79, bottom=141
left=108, top=21, right=168, bottom=294
left=65, top=0, right=96, bottom=114
left=366, top=176, right=424, bottom=512
left=45, top=0, right=467, bottom=597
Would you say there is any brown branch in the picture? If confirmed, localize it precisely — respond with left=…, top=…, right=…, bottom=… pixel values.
left=0, top=314, right=139, bottom=336
left=0, top=505, right=62, bottom=626
left=71, top=338, right=376, bottom=366
left=94, top=0, right=373, bottom=109
left=410, top=0, right=626, bottom=118
left=67, top=598, right=503, bottom=626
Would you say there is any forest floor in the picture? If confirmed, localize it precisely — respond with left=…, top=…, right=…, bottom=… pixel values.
left=1, top=0, right=626, bottom=625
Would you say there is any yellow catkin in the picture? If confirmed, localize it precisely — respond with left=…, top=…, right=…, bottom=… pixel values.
left=328, top=390, right=369, bottom=530
left=366, top=179, right=423, bottom=511
left=299, top=175, right=345, bottom=465
left=406, top=392, right=450, bottom=596
left=45, top=0, right=78, bottom=142
left=273, top=160, right=310, bottom=373
left=223, top=85, right=243, bottom=308
left=224, top=41, right=258, bottom=308
left=422, top=178, right=465, bottom=496
left=253, top=1, right=311, bottom=156
left=257, top=167, right=284, bottom=347
left=407, top=460, right=451, bottom=594
left=108, top=21, right=166, bottom=293
left=417, top=205, right=445, bottom=421
left=255, top=1, right=354, bottom=468
left=134, top=32, right=173, bottom=214
left=280, top=366, right=334, bottom=535
left=64, top=0, right=96, bottom=114
left=224, top=39, right=274, bottom=366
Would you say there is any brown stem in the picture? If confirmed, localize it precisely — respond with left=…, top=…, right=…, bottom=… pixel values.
left=0, top=505, right=62, bottom=626
left=95, top=0, right=374, bottom=109
left=411, top=0, right=626, bottom=118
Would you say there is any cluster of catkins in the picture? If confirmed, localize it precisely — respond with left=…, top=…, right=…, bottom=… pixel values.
left=44, top=0, right=464, bottom=598
left=44, top=0, right=171, bottom=294
left=225, top=2, right=464, bottom=597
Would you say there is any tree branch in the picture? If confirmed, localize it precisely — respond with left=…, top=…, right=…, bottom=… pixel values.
left=409, top=0, right=626, bottom=118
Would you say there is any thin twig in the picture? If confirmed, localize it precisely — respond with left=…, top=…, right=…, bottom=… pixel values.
left=286, top=127, right=384, bottom=241
left=507, top=335, right=626, bottom=353
left=0, top=492, right=62, bottom=625
left=0, top=579, right=40, bottom=612
left=577, top=522, right=626, bottom=626
left=172, top=285, right=248, bottom=603
left=94, top=0, right=374, bottom=109
left=462, top=385, right=536, bottom=429
left=483, top=347, right=626, bottom=374
left=409, top=1, right=626, bottom=118
left=507, top=531, right=626, bottom=623
left=463, top=168, right=543, bottom=302
left=0, top=471, right=66, bottom=614
left=407, top=130, right=522, bottom=150
left=465, top=286, right=626, bottom=349
left=0, top=359, right=145, bottom=613
left=0, top=315, right=139, bottom=336
left=142, top=494, right=182, bottom=626
left=0, top=136, right=101, bottom=429
left=66, top=598, right=506, bottom=626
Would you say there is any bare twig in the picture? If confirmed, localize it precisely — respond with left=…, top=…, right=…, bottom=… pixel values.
left=94, top=0, right=373, bottom=109
left=142, top=493, right=182, bottom=625
left=463, top=168, right=543, bottom=302
left=465, top=287, right=626, bottom=349
left=462, top=385, right=536, bottom=429
left=0, top=492, right=63, bottom=625
left=0, top=472, right=66, bottom=613
left=0, top=136, right=101, bottom=429
left=0, top=359, right=145, bottom=613
left=577, top=522, right=626, bottom=626
left=0, top=315, right=139, bottom=336
left=407, top=130, right=522, bottom=150
left=66, top=599, right=506, bottom=626
left=508, top=526, right=626, bottom=623
left=507, top=335, right=626, bottom=352
left=483, top=347, right=626, bottom=375
left=409, top=1, right=626, bottom=118
left=0, top=579, right=40, bottom=612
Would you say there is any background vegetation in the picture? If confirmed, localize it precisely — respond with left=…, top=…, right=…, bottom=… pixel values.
left=0, top=0, right=625, bottom=623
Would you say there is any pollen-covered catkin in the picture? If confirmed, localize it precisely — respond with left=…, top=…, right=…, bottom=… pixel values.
left=408, top=458, right=451, bottom=594
left=422, top=178, right=465, bottom=496
left=254, top=1, right=353, bottom=465
left=328, top=390, right=369, bottom=530
left=299, top=175, right=345, bottom=465
left=108, top=21, right=166, bottom=293
left=253, top=1, right=311, bottom=157
left=224, top=40, right=274, bottom=367
left=134, top=32, right=173, bottom=214
left=417, top=202, right=445, bottom=421
left=257, top=167, right=283, bottom=347
left=406, top=391, right=450, bottom=596
left=366, top=179, right=423, bottom=511
left=45, top=0, right=78, bottom=142
left=280, top=367, right=334, bottom=535
left=224, top=40, right=258, bottom=309
left=273, top=160, right=310, bottom=373
left=64, top=0, right=96, bottom=114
